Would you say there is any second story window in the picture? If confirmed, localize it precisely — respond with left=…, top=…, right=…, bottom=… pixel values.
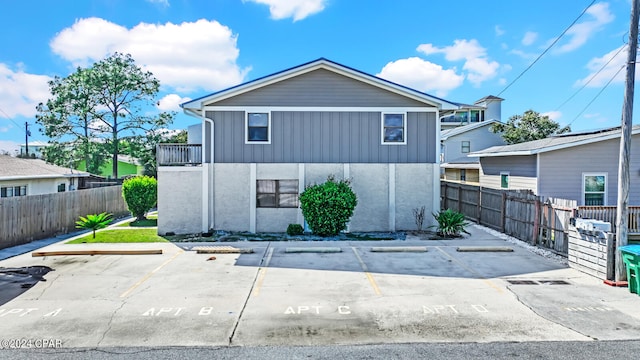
left=461, top=141, right=470, bottom=153
left=246, top=112, right=270, bottom=144
left=381, top=113, right=406, bottom=145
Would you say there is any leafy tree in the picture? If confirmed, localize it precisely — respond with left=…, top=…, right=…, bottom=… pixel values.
left=299, top=176, right=357, bottom=236
left=76, top=212, right=113, bottom=239
left=122, top=176, right=158, bottom=221
left=490, top=110, right=571, bottom=144
left=37, top=52, right=174, bottom=178
left=36, top=67, right=108, bottom=172
left=90, top=52, right=174, bottom=179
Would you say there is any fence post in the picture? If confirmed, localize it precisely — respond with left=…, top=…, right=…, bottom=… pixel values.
left=501, top=192, right=507, bottom=233
left=458, top=185, right=462, bottom=213
left=533, top=199, right=540, bottom=246
left=477, top=186, right=482, bottom=224
left=606, top=233, right=615, bottom=281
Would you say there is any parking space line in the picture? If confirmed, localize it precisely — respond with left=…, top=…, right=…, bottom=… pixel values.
left=351, top=247, right=382, bottom=296
left=252, top=247, right=274, bottom=297
left=434, top=246, right=504, bottom=294
left=120, top=250, right=183, bottom=298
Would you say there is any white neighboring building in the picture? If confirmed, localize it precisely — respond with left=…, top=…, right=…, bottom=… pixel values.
left=19, top=141, right=50, bottom=159
left=0, top=155, right=89, bottom=197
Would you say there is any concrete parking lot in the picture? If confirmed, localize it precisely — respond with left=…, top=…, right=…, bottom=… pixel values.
left=0, top=224, right=638, bottom=349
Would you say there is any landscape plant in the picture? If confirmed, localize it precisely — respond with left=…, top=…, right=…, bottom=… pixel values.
left=432, top=209, right=469, bottom=238
left=299, top=176, right=357, bottom=237
left=413, top=206, right=426, bottom=231
left=122, top=176, right=158, bottom=221
left=75, top=212, right=113, bottom=239
left=286, top=224, right=304, bottom=236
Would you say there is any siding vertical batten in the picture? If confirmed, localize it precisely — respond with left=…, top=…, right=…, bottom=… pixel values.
left=249, top=163, right=256, bottom=233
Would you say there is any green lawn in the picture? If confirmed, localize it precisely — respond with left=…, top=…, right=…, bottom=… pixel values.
left=67, top=228, right=168, bottom=244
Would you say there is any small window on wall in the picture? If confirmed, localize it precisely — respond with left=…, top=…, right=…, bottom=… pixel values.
left=57, top=183, right=66, bottom=193
left=461, top=141, right=470, bottom=153
left=381, top=113, right=406, bottom=144
left=1, top=185, right=27, bottom=197
left=246, top=112, right=270, bottom=144
left=460, top=169, right=466, bottom=182
left=583, top=173, right=606, bottom=205
left=500, top=172, right=509, bottom=189
left=257, top=180, right=299, bottom=208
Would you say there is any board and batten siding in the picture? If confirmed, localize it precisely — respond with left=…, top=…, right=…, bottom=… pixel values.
left=538, top=135, right=640, bottom=205
left=479, top=155, right=537, bottom=190
left=214, top=69, right=429, bottom=108
left=208, top=110, right=437, bottom=163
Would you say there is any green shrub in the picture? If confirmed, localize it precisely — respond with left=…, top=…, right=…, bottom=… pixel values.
left=122, top=175, right=158, bottom=221
left=286, top=223, right=304, bottom=236
left=299, top=176, right=357, bottom=236
left=432, top=209, right=469, bottom=237
left=76, top=212, right=113, bottom=238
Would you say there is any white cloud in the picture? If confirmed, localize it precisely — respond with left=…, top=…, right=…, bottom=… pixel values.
left=522, top=31, right=538, bottom=46
left=555, top=2, right=614, bottom=53
left=157, top=94, right=191, bottom=111
left=50, top=18, right=250, bottom=92
left=417, top=39, right=500, bottom=86
left=575, top=45, right=627, bottom=87
left=495, top=25, right=505, bottom=36
left=542, top=111, right=562, bottom=121
left=509, top=49, right=538, bottom=60
left=245, top=0, right=326, bottom=21
left=376, top=57, right=464, bottom=97
left=0, top=140, right=20, bottom=154
left=0, top=63, right=52, bottom=118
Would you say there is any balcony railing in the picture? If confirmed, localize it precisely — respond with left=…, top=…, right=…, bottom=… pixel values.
left=157, top=144, right=202, bottom=166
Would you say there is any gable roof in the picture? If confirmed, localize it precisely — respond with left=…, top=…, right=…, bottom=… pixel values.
left=469, top=125, right=640, bottom=157
left=182, top=58, right=459, bottom=112
left=440, top=119, right=502, bottom=140
left=0, top=156, right=89, bottom=181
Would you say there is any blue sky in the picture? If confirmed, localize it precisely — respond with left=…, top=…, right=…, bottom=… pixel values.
left=0, top=0, right=636, bottom=153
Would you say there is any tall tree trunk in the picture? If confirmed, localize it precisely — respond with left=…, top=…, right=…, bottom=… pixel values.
left=112, top=112, right=119, bottom=179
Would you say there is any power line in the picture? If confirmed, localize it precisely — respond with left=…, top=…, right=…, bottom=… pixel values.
left=555, top=44, right=627, bottom=111
left=497, top=0, right=597, bottom=97
left=566, top=64, right=625, bottom=127
left=0, top=106, right=26, bottom=133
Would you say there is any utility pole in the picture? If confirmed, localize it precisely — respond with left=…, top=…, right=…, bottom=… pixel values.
left=24, top=122, right=31, bottom=157
left=615, top=0, right=639, bottom=282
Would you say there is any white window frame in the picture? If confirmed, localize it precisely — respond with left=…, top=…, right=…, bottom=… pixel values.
left=245, top=111, right=271, bottom=144
left=381, top=112, right=407, bottom=145
left=582, top=172, right=607, bottom=206
left=500, top=171, right=509, bottom=189
left=461, top=140, right=470, bottom=153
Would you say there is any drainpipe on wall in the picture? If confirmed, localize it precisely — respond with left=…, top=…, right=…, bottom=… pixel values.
left=201, top=111, right=215, bottom=233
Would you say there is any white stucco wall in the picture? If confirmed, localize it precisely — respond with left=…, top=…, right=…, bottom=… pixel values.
left=395, top=164, right=437, bottom=230
left=157, top=167, right=202, bottom=235
left=214, top=163, right=251, bottom=231
left=159, top=162, right=438, bottom=234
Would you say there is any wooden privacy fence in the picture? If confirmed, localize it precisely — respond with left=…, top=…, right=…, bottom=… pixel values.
left=441, top=181, right=576, bottom=255
left=577, top=206, right=640, bottom=234
left=0, top=186, right=129, bottom=250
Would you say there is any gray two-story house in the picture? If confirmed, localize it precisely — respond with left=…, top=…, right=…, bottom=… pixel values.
left=156, top=58, right=462, bottom=235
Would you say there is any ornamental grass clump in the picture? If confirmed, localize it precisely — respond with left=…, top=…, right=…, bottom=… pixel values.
left=299, top=176, right=357, bottom=237
left=432, top=209, right=469, bottom=238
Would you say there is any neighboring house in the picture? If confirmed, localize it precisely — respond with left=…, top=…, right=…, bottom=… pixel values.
left=440, top=119, right=505, bottom=184
left=77, top=155, right=144, bottom=179
left=156, top=58, right=464, bottom=235
left=0, top=155, right=89, bottom=197
left=469, top=125, right=640, bottom=206
left=439, top=95, right=503, bottom=130
left=19, top=141, right=50, bottom=159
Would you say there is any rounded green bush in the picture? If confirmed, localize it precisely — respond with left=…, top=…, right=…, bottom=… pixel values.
left=286, top=223, right=304, bottom=236
left=122, top=175, right=157, bottom=221
left=299, top=176, right=357, bottom=237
